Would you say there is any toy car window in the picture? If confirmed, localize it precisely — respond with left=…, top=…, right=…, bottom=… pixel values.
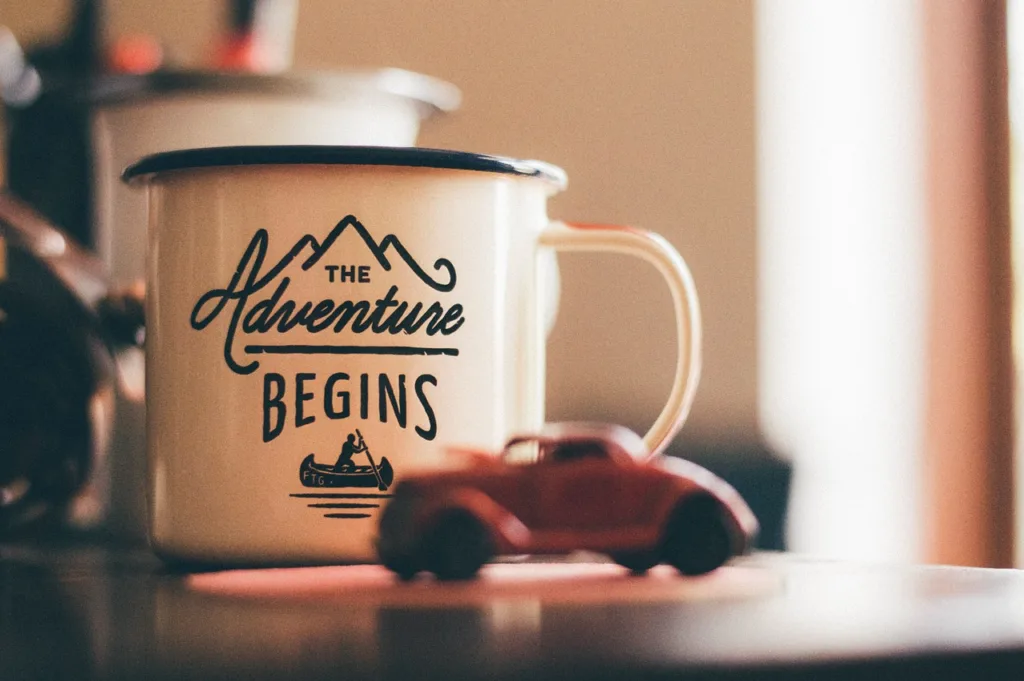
left=502, top=440, right=539, bottom=464
left=549, top=441, right=609, bottom=463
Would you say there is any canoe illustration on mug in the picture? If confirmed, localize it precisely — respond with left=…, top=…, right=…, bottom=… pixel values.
left=299, top=430, right=393, bottom=490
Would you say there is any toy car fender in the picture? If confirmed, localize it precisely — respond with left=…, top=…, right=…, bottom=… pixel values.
left=417, top=486, right=530, bottom=554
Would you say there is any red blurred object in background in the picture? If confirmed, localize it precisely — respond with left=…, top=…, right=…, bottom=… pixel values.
left=214, top=33, right=272, bottom=72
left=106, top=35, right=162, bottom=74
left=213, top=0, right=297, bottom=72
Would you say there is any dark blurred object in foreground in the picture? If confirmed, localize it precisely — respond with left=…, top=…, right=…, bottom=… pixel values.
left=0, top=280, right=105, bottom=532
left=0, top=193, right=135, bottom=536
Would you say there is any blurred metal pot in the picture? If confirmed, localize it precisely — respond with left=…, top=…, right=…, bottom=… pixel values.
left=89, top=69, right=460, bottom=284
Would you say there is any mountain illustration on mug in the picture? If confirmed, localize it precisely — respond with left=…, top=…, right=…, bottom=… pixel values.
left=299, top=429, right=393, bottom=491
left=189, top=215, right=462, bottom=376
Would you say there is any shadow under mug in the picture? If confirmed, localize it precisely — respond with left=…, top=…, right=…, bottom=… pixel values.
left=124, top=146, right=701, bottom=565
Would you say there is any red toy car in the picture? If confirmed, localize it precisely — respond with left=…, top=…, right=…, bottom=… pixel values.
left=376, top=423, right=758, bottom=580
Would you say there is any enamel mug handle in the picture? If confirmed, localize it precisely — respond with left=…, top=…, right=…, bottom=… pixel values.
left=539, top=221, right=702, bottom=457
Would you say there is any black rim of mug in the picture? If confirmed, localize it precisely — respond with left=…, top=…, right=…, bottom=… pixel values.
left=122, top=146, right=567, bottom=190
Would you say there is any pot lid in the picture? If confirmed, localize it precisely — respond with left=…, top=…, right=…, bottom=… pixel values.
left=42, top=67, right=461, bottom=118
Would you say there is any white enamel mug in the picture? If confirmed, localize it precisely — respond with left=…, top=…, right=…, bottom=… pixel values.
left=124, top=146, right=701, bottom=565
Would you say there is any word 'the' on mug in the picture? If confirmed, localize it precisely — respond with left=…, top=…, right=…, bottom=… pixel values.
left=124, top=146, right=702, bottom=565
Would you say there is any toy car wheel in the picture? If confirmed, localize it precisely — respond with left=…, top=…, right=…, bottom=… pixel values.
left=424, top=510, right=493, bottom=581
left=383, top=557, right=419, bottom=582
left=663, top=494, right=733, bottom=576
left=611, top=550, right=660, bottom=574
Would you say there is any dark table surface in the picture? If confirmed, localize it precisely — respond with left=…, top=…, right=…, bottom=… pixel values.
left=3, top=543, right=1024, bottom=680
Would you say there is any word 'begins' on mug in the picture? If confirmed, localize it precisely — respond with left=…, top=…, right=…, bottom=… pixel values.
left=124, top=146, right=702, bottom=565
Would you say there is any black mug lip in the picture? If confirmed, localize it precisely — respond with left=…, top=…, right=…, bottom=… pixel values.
left=122, top=146, right=568, bottom=190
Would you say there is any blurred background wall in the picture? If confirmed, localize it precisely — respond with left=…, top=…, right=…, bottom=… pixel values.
left=2, top=0, right=759, bottom=444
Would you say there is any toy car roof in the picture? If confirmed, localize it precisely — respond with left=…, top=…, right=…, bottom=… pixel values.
left=504, top=422, right=649, bottom=460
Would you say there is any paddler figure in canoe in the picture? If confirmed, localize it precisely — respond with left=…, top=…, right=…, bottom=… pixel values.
left=334, top=432, right=367, bottom=470
left=299, top=430, right=394, bottom=490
